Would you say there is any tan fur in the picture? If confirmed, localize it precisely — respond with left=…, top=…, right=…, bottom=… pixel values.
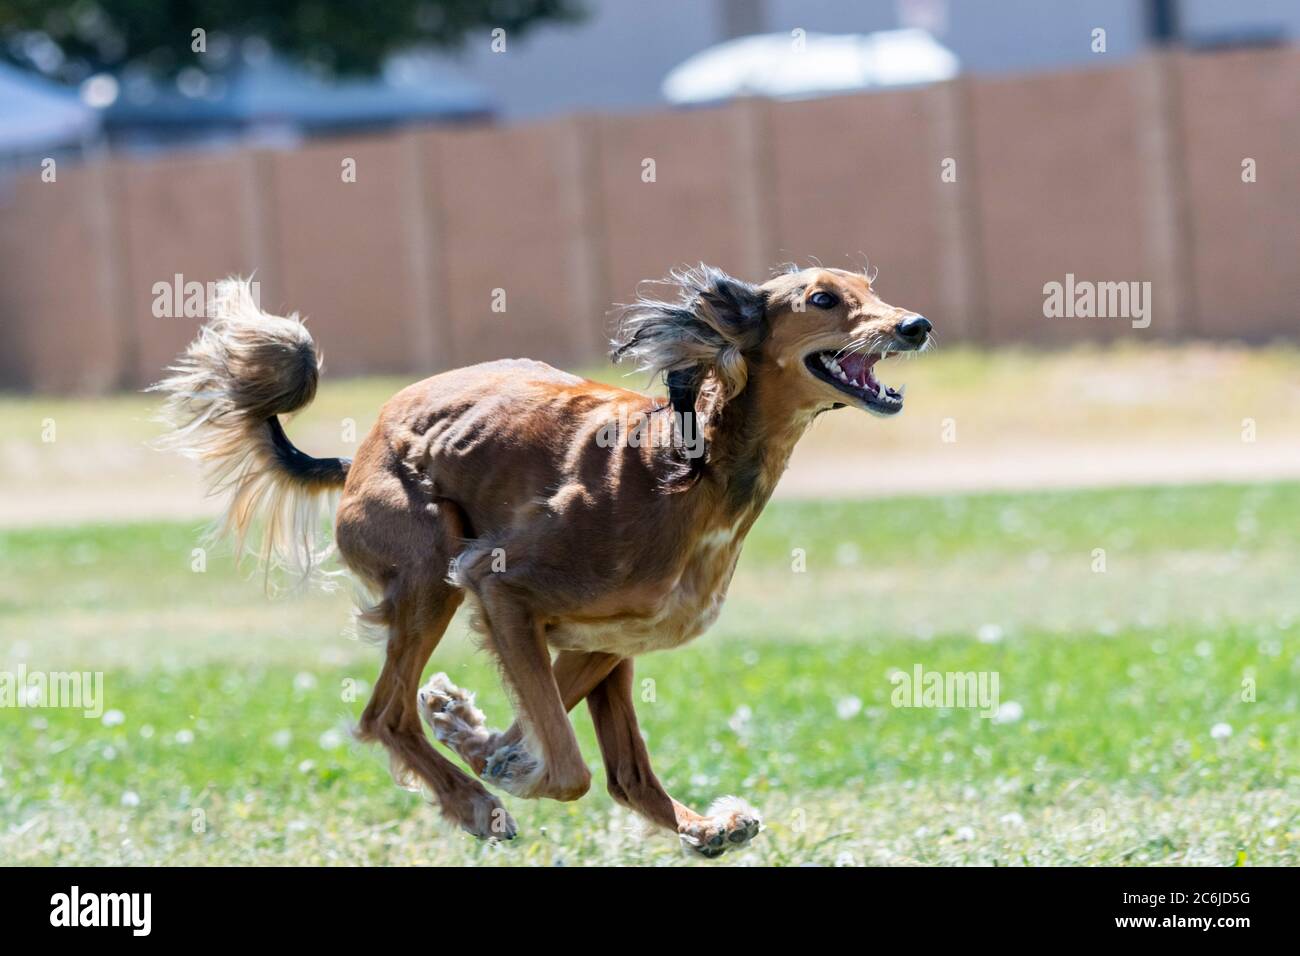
left=156, top=266, right=930, bottom=856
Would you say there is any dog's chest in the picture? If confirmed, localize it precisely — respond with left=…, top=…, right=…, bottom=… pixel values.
left=548, top=521, right=746, bottom=655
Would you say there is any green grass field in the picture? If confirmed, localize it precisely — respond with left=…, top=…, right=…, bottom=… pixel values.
left=3, top=481, right=1298, bottom=865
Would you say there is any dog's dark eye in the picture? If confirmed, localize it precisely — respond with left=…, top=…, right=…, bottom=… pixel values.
left=809, top=291, right=837, bottom=310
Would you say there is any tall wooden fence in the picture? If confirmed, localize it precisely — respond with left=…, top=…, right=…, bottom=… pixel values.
left=1, top=46, right=1295, bottom=393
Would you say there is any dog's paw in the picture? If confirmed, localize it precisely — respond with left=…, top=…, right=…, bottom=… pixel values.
left=679, top=796, right=763, bottom=859
left=459, top=790, right=518, bottom=842
left=418, top=673, right=492, bottom=757
left=481, top=740, right=544, bottom=797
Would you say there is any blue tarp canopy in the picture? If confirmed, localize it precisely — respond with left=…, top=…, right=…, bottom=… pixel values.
left=106, top=55, right=491, bottom=130
left=0, top=61, right=98, bottom=153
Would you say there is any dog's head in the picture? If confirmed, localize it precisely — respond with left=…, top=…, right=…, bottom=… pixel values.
left=612, top=264, right=931, bottom=419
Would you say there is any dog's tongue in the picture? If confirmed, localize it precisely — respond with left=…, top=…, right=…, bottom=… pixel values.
left=839, top=353, right=879, bottom=389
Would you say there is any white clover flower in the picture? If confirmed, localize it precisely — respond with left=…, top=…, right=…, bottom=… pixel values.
left=727, top=705, right=752, bottom=733
left=994, top=701, right=1024, bottom=724
left=836, top=695, right=862, bottom=720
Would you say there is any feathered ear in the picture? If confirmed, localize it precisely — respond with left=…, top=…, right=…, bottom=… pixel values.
left=611, top=265, right=767, bottom=405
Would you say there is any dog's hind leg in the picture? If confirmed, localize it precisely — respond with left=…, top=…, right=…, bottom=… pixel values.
left=357, top=580, right=515, bottom=840
left=587, top=658, right=761, bottom=858
left=420, top=650, right=620, bottom=775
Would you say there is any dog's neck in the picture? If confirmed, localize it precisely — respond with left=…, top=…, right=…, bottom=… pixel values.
left=698, top=362, right=815, bottom=519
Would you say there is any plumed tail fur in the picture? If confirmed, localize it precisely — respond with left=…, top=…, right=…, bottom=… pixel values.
left=149, top=278, right=349, bottom=589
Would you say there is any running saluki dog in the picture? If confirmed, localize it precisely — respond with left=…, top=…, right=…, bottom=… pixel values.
left=153, top=265, right=931, bottom=857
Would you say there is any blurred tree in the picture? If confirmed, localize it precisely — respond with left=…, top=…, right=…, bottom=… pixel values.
left=0, top=0, right=584, bottom=83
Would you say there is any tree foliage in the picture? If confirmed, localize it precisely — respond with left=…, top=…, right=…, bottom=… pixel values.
left=0, top=0, right=584, bottom=82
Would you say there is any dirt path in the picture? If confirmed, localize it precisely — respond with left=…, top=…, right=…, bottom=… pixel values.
left=780, top=439, right=1300, bottom=498
left=4, top=345, right=1298, bottom=527
left=3, top=436, right=1299, bottom=528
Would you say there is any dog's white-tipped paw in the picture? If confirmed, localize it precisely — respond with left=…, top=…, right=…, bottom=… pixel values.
left=417, top=673, right=490, bottom=750
left=679, top=797, right=763, bottom=859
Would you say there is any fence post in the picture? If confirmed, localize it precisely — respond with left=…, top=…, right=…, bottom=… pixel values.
left=238, top=148, right=280, bottom=308
left=1134, top=50, right=1196, bottom=339
left=730, top=96, right=777, bottom=279
left=398, top=128, right=443, bottom=372
left=85, top=153, right=136, bottom=389
left=927, top=76, right=988, bottom=343
left=556, top=114, right=610, bottom=359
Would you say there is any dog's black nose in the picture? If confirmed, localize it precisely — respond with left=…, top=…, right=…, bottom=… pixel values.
left=897, top=315, right=932, bottom=343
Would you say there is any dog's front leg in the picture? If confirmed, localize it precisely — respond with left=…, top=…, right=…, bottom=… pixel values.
left=458, top=577, right=592, bottom=801
left=420, top=650, right=620, bottom=782
left=587, top=658, right=762, bottom=858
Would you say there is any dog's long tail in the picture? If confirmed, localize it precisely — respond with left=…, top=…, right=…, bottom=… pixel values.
left=150, top=278, right=349, bottom=586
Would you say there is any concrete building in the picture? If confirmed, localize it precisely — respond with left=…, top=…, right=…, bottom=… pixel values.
left=431, top=0, right=1297, bottom=120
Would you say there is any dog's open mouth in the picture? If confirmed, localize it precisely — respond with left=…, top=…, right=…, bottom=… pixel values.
left=805, top=350, right=904, bottom=414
